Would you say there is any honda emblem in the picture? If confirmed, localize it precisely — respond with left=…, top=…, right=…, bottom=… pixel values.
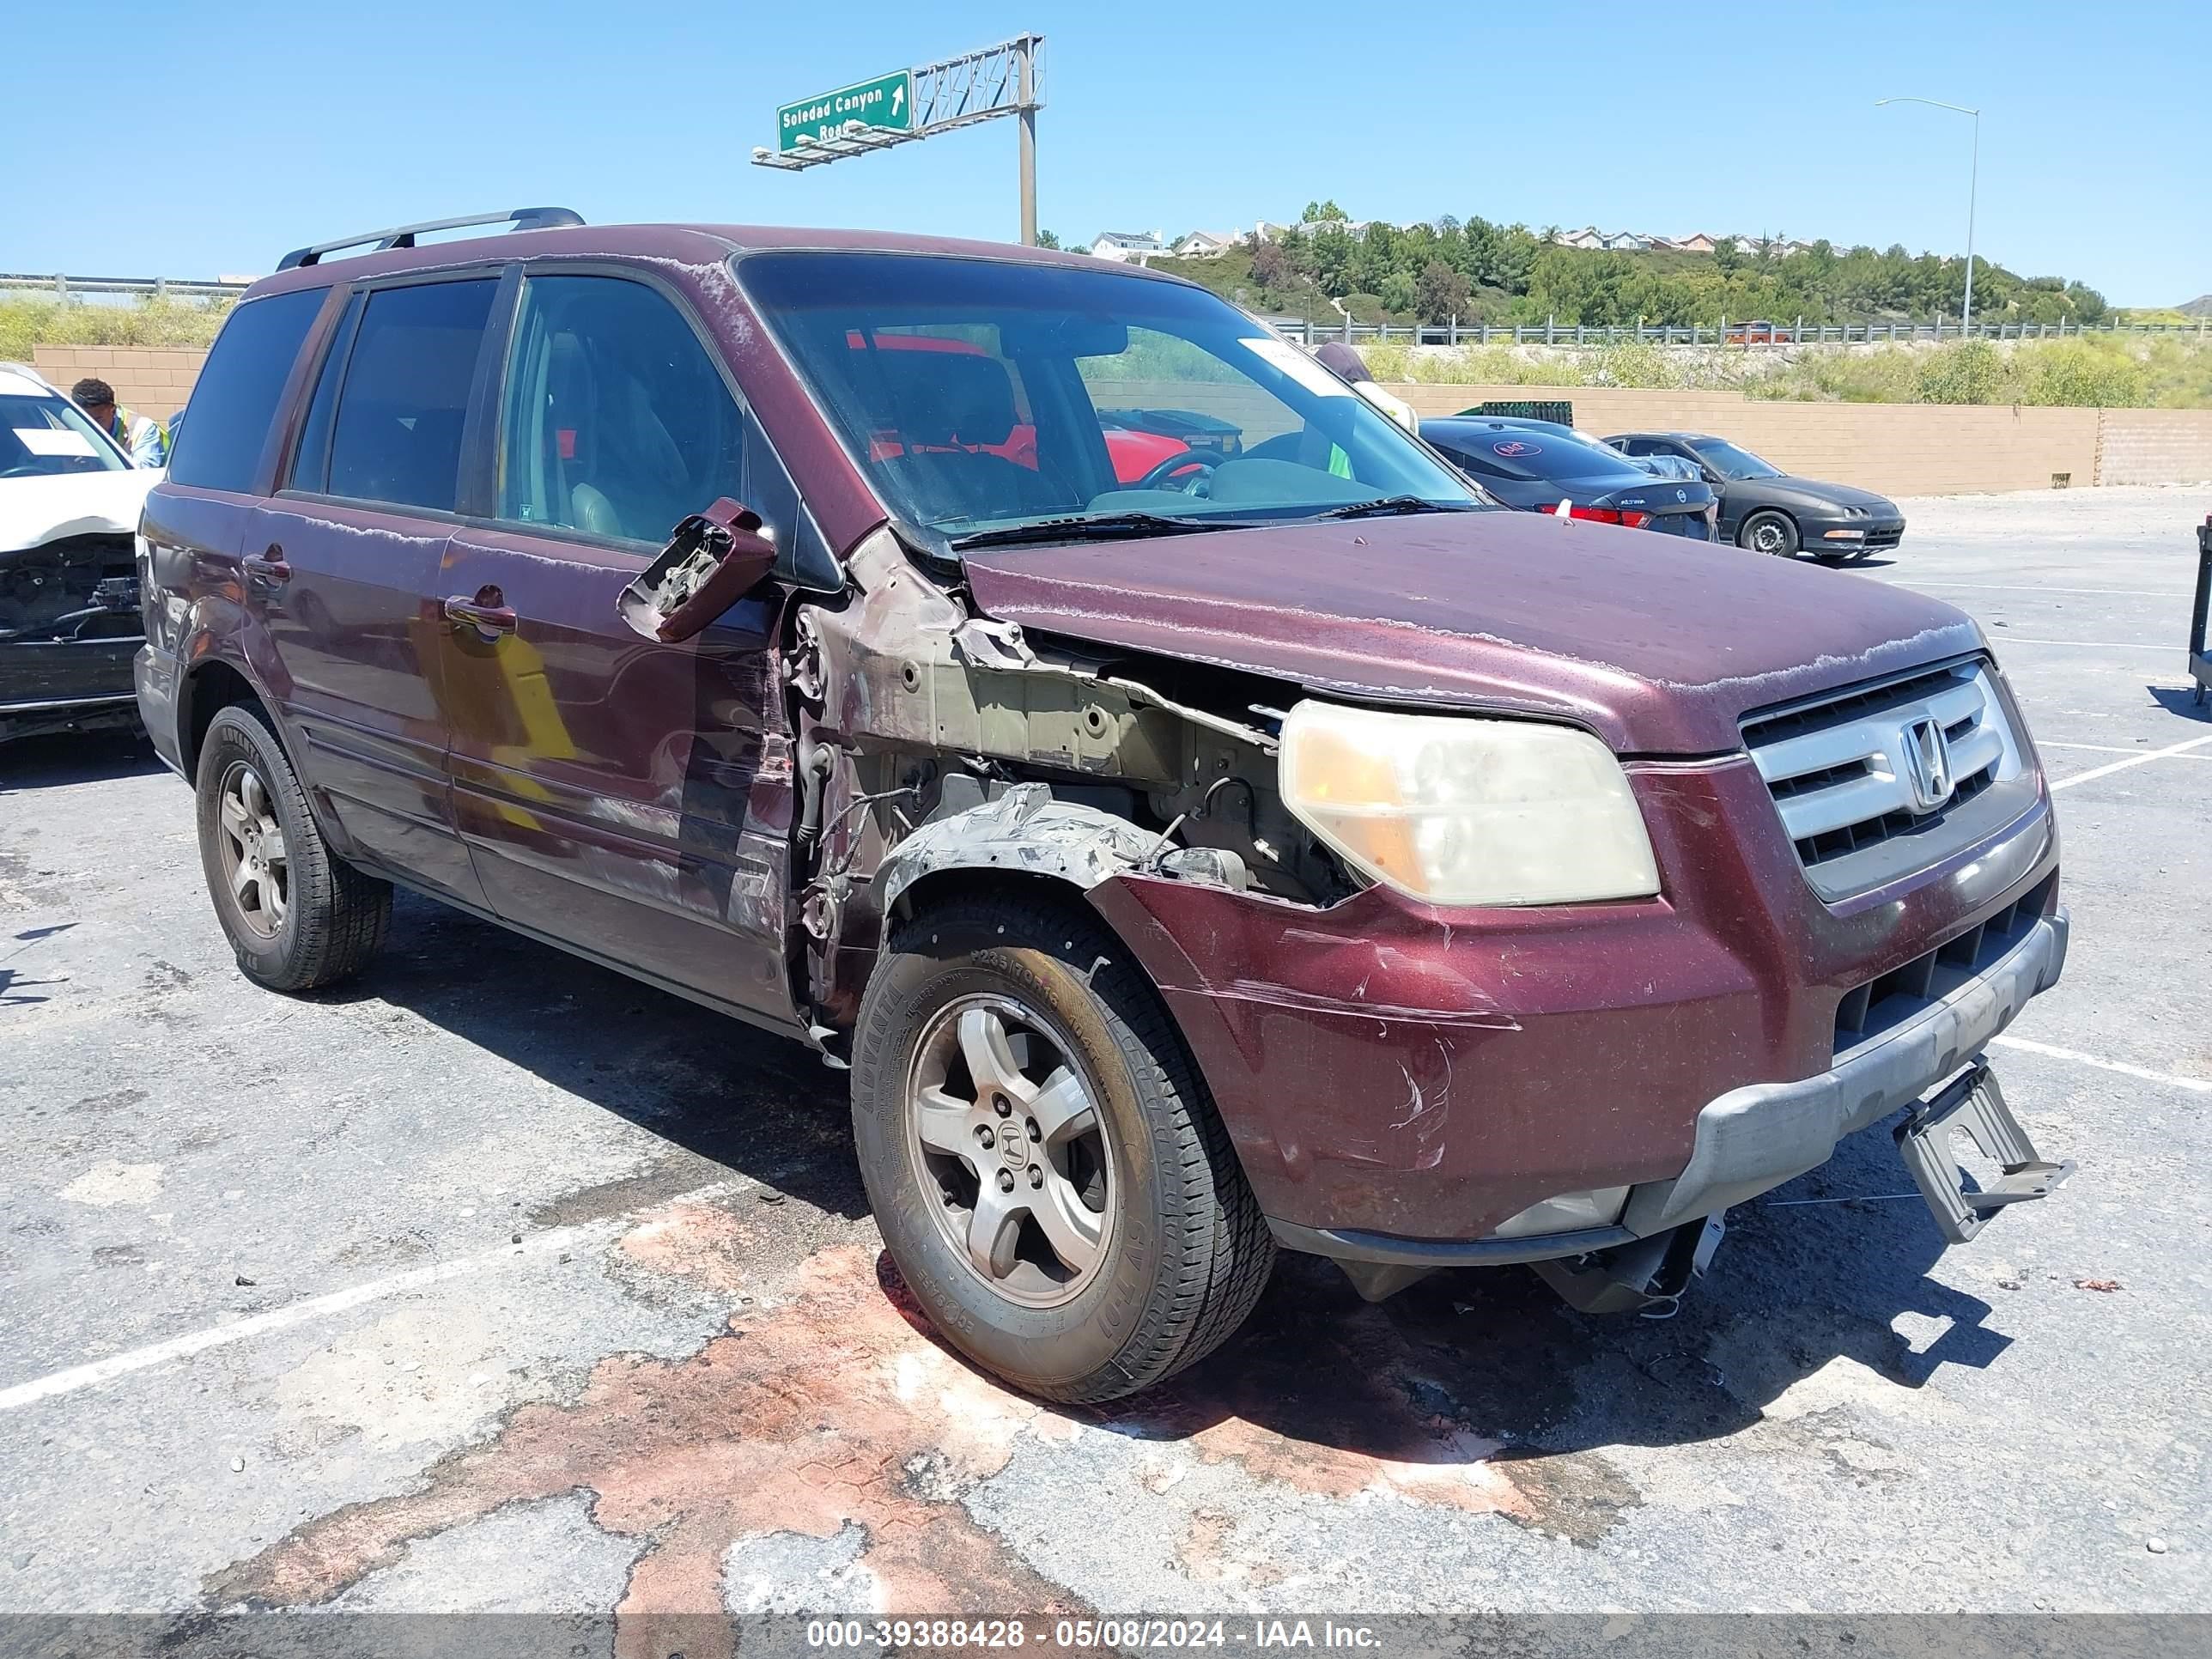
left=1899, top=716, right=1955, bottom=812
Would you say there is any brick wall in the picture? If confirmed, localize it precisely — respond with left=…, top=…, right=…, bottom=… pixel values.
left=2095, top=409, right=2212, bottom=486
left=1389, top=384, right=2109, bottom=495
left=31, top=345, right=204, bottom=419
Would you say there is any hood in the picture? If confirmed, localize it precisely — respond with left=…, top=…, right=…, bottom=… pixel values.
left=1762, top=477, right=1897, bottom=512
left=0, top=471, right=155, bottom=555
left=962, top=510, right=1981, bottom=755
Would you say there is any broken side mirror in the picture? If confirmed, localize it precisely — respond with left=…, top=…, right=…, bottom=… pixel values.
left=617, top=497, right=779, bottom=643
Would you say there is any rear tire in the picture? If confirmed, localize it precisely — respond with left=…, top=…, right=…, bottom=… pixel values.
left=851, top=890, right=1273, bottom=1402
left=1739, top=510, right=1801, bottom=558
left=194, top=703, right=390, bottom=992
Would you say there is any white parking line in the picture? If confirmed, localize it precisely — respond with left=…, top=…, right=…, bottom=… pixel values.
left=0, top=1180, right=740, bottom=1414
left=2040, top=741, right=2212, bottom=760
left=1991, top=1035, right=2212, bottom=1094
left=2047, top=732, right=2212, bottom=791
left=1896, top=582, right=2187, bottom=599
left=1985, top=636, right=2179, bottom=650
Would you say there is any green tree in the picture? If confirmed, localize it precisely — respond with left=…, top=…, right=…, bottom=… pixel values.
left=1302, top=198, right=1346, bottom=223
left=1307, top=222, right=1357, bottom=296
left=1034, top=228, right=1061, bottom=250
left=1378, top=270, right=1417, bottom=317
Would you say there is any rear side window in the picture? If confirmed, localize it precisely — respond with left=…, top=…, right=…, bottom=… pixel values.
left=167, top=288, right=324, bottom=493
left=495, top=275, right=744, bottom=544
left=325, top=279, right=498, bottom=513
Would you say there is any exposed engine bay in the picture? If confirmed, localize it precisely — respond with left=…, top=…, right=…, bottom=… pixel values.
left=776, top=525, right=1356, bottom=1041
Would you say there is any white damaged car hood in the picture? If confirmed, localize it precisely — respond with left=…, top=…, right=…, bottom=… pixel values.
left=1, top=471, right=155, bottom=555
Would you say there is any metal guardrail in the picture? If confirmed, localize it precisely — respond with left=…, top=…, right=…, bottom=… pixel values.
left=0, top=272, right=252, bottom=301
left=1264, top=314, right=2211, bottom=348
left=5, top=270, right=2205, bottom=349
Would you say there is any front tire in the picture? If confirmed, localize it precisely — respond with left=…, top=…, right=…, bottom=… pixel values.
left=851, top=891, right=1273, bottom=1402
left=1739, top=510, right=1801, bottom=558
left=194, top=703, right=391, bottom=991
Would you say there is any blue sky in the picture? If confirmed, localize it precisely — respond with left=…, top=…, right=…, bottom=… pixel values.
left=10, top=0, right=2207, bottom=305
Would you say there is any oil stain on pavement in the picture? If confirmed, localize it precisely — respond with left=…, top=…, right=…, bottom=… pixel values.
left=209, top=1203, right=1644, bottom=1641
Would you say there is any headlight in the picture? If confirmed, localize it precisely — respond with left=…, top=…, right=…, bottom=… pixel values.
left=1279, top=701, right=1661, bottom=907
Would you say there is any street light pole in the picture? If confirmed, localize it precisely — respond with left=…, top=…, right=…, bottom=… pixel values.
left=1877, top=96, right=1981, bottom=335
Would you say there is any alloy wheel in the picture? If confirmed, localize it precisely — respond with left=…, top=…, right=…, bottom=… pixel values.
left=905, top=994, right=1115, bottom=1309
left=216, top=761, right=289, bottom=939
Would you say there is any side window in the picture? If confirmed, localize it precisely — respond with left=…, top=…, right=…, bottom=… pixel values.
left=286, top=291, right=364, bottom=494
left=496, top=275, right=744, bottom=545
left=1617, top=437, right=1652, bottom=456
left=167, top=288, right=324, bottom=493
left=744, top=412, right=840, bottom=591
left=325, top=279, right=498, bottom=513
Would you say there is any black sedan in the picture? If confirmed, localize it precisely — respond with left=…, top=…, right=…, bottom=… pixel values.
left=1603, top=431, right=1905, bottom=561
left=1419, top=418, right=1717, bottom=538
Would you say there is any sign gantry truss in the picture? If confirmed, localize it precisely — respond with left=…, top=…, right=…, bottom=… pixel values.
left=752, top=36, right=1045, bottom=172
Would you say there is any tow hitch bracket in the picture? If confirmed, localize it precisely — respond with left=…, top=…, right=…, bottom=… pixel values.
left=1896, top=1063, right=2073, bottom=1243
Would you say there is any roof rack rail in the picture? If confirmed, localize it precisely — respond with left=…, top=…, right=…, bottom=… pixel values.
left=276, top=207, right=585, bottom=271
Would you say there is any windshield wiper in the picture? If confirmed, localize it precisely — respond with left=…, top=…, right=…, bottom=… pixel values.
left=947, top=512, right=1233, bottom=551
left=1308, top=495, right=1480, bottom=521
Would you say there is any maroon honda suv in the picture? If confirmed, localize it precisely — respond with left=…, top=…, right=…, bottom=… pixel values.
left=137, top=211, right=2070, bottom=1401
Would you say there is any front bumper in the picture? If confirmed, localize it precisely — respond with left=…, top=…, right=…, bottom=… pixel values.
left=1086, top=752, right=2062, bottom=1260
left=1806, top=511, right=1906, bottom=553
left=1260, top=907, right=2064, bottom=1270
left=1622, top=905, right=2063, bottom=1237
left=1, top=638, right=143, bottom=744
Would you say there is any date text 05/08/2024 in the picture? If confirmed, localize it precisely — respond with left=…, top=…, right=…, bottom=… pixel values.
left=805, top=1620, right=1382, bottom=1650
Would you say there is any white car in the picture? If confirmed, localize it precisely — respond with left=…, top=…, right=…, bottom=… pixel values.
left=1, top=362, right=156, bottom=744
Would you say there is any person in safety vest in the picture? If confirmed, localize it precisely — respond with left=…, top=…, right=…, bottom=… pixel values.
left=70, top=378, right=168, bottom=468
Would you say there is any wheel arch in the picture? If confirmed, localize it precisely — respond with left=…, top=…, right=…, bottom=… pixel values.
left=875, top=786, right=1163, bottom=929
left=179, top=658, right=272, bottom=781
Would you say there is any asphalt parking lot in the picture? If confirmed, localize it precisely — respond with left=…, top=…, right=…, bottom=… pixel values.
left=3, top=483, right=2207, bottom=1630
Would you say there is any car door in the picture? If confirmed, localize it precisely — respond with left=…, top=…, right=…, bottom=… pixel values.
left=244, top=272, right=503, bottom=907
left=437, top=268, right=799, bottom=1025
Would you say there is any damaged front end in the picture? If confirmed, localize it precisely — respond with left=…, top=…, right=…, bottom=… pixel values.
left=1, top=532, right=145, bottom=744
left=770, top=523, right=1358, bottom=1053
left=624, top=498, right=2070, bottom=1320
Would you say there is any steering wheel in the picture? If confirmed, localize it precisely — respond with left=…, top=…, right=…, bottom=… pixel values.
left=0, top=464, right=48, bottom=480
left=1133, top=450, right=1220, bottom=495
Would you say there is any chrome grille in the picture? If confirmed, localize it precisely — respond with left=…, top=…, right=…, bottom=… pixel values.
left=1743, top=658, right=2026, bottom=896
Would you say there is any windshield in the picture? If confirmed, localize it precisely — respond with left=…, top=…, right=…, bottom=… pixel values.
left=1689, top=437, right=1782, bottom=480
left=0, top=392, right=130, bottom=478
left=738, top=252, right=1480, bottom=547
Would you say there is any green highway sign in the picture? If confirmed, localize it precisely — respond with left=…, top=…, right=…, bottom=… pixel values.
left=777, top=70, right=915, bottom=153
